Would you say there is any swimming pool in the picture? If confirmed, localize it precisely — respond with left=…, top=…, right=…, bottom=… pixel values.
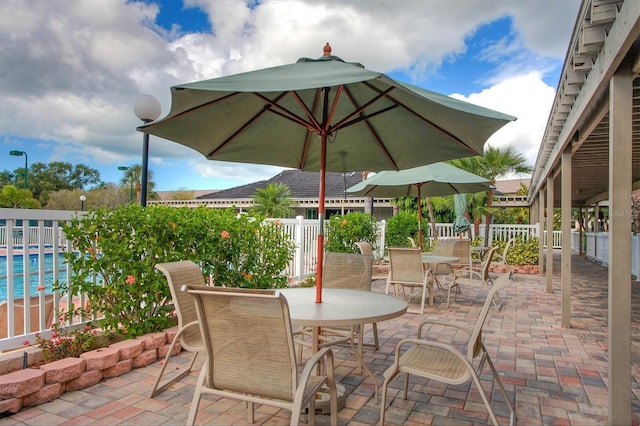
left=0, top=253, right=68, bottom=302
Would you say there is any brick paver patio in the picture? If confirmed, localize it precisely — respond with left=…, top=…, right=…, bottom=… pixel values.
left=1, top=252, right=639, bottom=425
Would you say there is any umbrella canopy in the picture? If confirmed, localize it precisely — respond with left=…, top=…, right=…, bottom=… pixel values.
left=141, top=44, right=515, bottom=302
left=453, top=193, right=472, bottom=234
left=347, top=162, right=490, bottom=248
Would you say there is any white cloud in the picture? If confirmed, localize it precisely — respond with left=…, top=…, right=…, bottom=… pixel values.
left=451, top=72, right=555, bottom=168
left=0, top=0, right=580, bottom=190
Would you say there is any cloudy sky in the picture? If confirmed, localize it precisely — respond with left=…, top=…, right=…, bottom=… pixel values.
left=0, top=0, right=581, bottom=191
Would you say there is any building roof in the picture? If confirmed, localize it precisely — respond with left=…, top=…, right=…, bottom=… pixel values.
left=493, top=178, right=530, bottom=195
left=197, top=169, right=365, bottom=199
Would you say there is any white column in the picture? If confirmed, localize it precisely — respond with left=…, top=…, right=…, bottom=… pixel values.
left=546, top=176, right=554, bottom=293
left=561, top=150, right=571, bottom=328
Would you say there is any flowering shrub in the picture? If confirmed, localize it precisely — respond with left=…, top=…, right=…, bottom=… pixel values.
left=56, top=205, right=295, bottom=337
left=325, top=212, right=379, bottom=253
left=31, top=305, right=104, bottom=362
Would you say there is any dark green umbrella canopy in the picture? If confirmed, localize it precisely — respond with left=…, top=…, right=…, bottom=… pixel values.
left=347, top=162, right=489, bottom=248
left=140, top=44, right=515, bottom=301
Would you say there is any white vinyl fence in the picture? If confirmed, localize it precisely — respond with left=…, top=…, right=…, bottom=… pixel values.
left=0, top=208, right=552, bottom=349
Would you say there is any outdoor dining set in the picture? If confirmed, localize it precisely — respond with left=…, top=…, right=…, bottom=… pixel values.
left=149, top=235, right=516, bottom=426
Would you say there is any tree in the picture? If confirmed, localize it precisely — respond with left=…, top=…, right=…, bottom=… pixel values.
left=119, top=164, right=158, bottom=204
left=3, top=162, right=104, bottom=206
left=46, top=184, right=129, bottom=210
left=450, top=146, right=532, bottom=243
left=250, top=183, right=294, bottom=218
left=0, top=185, right=40, bottom=209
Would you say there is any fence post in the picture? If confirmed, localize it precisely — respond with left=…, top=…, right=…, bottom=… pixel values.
left=294, top=215, right=304, bottom=283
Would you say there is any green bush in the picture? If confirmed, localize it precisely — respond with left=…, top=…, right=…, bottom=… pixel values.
left=385, top=211, right=431, bottom=251
left=491, top=237, right=539, bottom=265
left=56, top=205, right=295, bottom=337
left=325, top=212, right=379, bottom=253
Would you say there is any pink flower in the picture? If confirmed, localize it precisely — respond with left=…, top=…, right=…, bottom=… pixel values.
left=51, top=332, right=59, bottom=338
left=220, top=230, right=230, bottom=239
left=22, top=340, right=30, bottom=346
left=37, top=285, right=45, bottom=291
left=84, top=325, right=91, bottom=331
left=125, top=275, right=136, bottom=285
left=274, top=220, right=281, bottom=226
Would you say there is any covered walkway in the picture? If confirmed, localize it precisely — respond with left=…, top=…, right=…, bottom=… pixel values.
left=1, top=252, right=638, bottom=425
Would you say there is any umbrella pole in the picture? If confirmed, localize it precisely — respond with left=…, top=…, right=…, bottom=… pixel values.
left=417, top=184, right=423, bottom=250
left=316, top=134, right=327, bottom=304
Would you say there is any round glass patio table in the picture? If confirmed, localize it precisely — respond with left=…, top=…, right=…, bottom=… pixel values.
left=279, top=287, right=407, bottom=400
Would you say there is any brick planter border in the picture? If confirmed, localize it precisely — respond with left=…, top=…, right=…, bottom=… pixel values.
left=0, top=325, right=181, bottom=414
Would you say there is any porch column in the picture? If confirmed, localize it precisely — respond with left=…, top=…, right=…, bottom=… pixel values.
left=608, top=69, right=632, bottom=425
left=538, top=186, right=546, bottom=276
left=561, top=149, right=572, bottom=327
left=546, top=176, right=554, bottom=293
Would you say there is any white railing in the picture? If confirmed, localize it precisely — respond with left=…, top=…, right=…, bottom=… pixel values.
left=0, top=207, right=551, bottom=348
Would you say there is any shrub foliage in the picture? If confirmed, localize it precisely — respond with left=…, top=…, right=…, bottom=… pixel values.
left=56, top=205, right=295, bottom=337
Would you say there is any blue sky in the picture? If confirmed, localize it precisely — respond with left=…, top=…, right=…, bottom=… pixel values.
left=0, top=0, right=580, bottom=191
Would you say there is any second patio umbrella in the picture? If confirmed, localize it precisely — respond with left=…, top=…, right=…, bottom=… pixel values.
left=140, top=44, right=515, bottom=302
left=346, top=162, right=490, bottom=248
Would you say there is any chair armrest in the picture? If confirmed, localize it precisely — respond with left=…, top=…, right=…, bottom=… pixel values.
left=453, top=267, right=483, bottom=279
left=415, top=320, right=472, bottom=338
left=296, top=347, right=336, bottom=397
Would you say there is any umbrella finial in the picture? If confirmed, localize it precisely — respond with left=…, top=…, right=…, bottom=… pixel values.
left=323, top=42, right=332, bottom=56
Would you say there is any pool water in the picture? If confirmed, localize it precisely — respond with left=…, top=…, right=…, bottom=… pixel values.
left=0, top=253, right=68, bottom=302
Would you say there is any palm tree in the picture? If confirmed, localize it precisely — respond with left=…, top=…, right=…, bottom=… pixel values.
left=251, top=183, right=294, bottom=218
left=119, top=165, right=156, bottom=204
left=450, top=146, right=532, bottom=243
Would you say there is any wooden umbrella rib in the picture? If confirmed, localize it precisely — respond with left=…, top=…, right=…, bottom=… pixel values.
left=340, top=85, right=398, bottom=170
left=255, top=92, right=319, bottom=131
left=330, top=87, right=395, bottom=131
left=299, top=89, right=322, bottom=170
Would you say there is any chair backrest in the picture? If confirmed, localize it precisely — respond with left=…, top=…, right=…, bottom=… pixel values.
left=467, top=272, right=512, bottom=361
left=480, top=246, right=498, bottom=280
left=184, top=285, right=298, bottom=402
left=155, top=261, right=206, bottom=351
left=323, top=252, right=374, bottom=291
left=0, top=294, right=54, bottom=339
left=387, top=247, right=425, bottom=283
left=452, top=239, right=471, bottom=268
left=354, top=241, right=373, bottom=256
left=432, top=239, right=458, bottom=256
left=500, top=238, right=516, bottom=264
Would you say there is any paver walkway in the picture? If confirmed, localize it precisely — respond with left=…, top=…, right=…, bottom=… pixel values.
left=1, top=252, right=639, bottom=425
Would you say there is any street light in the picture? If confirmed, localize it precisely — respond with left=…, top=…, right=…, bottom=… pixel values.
left=118, top=166, right=134, bottom=203
left=79, top=195, right=86, bottom=211
left=133, top=95, right=161, bottom=207
left=9, top=150, right=28, bottom=190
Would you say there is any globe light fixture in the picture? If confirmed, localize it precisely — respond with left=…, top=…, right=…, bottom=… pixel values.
left=134, top=95, right=161, bottom=207
left=9, top=150, right=28, bottom=190
left=79, top=195, right=86, bottom=211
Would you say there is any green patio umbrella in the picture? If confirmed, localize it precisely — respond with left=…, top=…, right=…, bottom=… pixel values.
left=347, top=162, right=490, bottom=249
left=453, top=193, right=472, bottom=235
left=140, top=43, right=515, bottom=302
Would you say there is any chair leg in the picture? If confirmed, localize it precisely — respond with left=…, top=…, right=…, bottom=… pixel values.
left=150, top=329, right=198, bottom=398
left=186, top=366, right=207, bottom=425
left=372, top=322, right=379, bottom=350
left=484, top=350, right=516, bottom=426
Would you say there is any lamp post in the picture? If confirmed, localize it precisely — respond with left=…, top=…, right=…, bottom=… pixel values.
left=133, top=95, right=161, bottom=207
left=9, top=150, right=28, bottom=190
left=79, top=195, right=86, bottom=211
left=117, top=166, right=134, bottom=203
